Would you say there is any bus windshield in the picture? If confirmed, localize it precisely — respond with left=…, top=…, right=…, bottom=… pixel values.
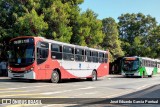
left=122, top=58, right=139, bottom=71
left=8, top=38, right=35, bottom=67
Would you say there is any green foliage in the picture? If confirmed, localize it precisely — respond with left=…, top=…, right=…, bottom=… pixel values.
left=15, top=9, right=48, bottom=36
left=0, top=0, right=85, bottom=60
left=118, top=13, right=157, bottom=58
left=62, top=0, right=84, bottom=5
left=148, top=25, right=160, bottom=58
left=102, top=17, right=124, bottom=62
left=44, top=0, right=72, bottom=43
left=0, top=0, right=28, bottom=59
left=0, top=0, right=160, bottom=61
left=72, top=9, right=104, bottom=48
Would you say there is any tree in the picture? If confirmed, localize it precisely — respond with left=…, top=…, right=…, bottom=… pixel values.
left=101, top=17, right=124, bottom=61
left=0, top=0, right=43, bottom=42
left=118, top=13, right=157, bottom=57
left=0, top=0, right=24, bottom=44
left=70, top=9, right=104, bottom=47
left=44, top=0, right=72, bottom=43
left=14, top=9, right=48, bottom=36
left=148, top=25, right=160, bottom=58
left=67, top=0, right=84, bottom=45
left=0, top=0, right=28, bottom=60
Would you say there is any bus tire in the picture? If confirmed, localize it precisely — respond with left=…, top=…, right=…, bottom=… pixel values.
left=28, top=79, right=36, bottom=82
left=148, top=75, right=152, bottom=78
left=51, top=70, right=61, bottom=83
left=11, top=78, right=17, bottom=80
left=91, top=70, right=97, bottom=81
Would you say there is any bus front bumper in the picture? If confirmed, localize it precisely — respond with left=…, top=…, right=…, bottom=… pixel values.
left=122, top=72, right=140, bottom=76
left=8, top=70, right=36, bottom=79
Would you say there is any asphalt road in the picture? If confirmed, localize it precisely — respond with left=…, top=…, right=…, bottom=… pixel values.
left=0, top=74, right=160, bottom=107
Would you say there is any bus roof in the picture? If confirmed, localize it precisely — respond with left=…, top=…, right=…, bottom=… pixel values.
left=123, top=56, right=157, bottom=61
left=38, top=37, right=107, bottom=53
left=11, top=36, right=107, bottom=53
left=10, top=36, right=35, bottom=41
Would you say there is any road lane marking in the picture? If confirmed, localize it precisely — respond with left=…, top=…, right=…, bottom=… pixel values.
left=4, top=85, right=52, bottom=90
left=0, top=89, right=38, bottom=95
left=6, top=104, right=40, bottom=107
left=0, top=93, right=44, bottom=97
left=0, top=92, right=69, bottom=97
left=72, top=85, right=83, bottom=86
left=0, top=88, right=10, bottom=90
left=41, top=86, right=95, bottom=95
left=0, top=86, right=95, bottom=97
left=83, top=92, right=97, bottom=95
left=8, top=88, right=19, bottom=89
left=78, top=87, right=94, bottom=90
left=34, top=85, right=48, bottom=87
left=72, top=91, right=98, bottom=97
left=0, top=90, right=25, bottom=93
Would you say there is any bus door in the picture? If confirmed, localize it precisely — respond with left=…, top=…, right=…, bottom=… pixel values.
left=36, top=42, right=49, bottom=79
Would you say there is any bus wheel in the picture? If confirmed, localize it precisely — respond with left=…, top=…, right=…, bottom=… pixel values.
left=28, top=79, right=36, bottom=83
left=51, top=70, right=61, bottom=83
left=92, top=70, right=97, bottom=81
left=148, top=75, right=152, bottom=78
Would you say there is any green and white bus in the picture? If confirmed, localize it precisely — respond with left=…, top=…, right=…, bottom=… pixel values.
left=121, top=56, right=158, bottom=78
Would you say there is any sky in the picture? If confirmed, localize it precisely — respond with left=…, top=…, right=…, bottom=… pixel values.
left=79, top=0, right=160, bottom=24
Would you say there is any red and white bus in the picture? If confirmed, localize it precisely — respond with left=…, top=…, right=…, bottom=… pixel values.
left=8, top=36, right=109, bottom=83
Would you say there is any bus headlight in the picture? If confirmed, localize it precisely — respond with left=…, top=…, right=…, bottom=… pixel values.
left=8, top=67, right=12, bottom=70
left=8, top=68, right=12, bottom=72
left=30, top=67, right=34, bottom=70
left=8, top=70, right=12, bottom=73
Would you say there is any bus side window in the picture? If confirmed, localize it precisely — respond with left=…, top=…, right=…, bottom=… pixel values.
left=151, top=61, right=153, bottom=67
left=99, top=52, right=104, bottom=63
left=145, top=60, right=147, bottom=67
left=142, top=60, right=145, bottom=66
left=104, top=53, right=108, bottom=63
left=154, top=61, right=156, bottom=67
left=63, top=46, right=74, bottom=61
left=146, top=60, right=148, bottom=67
left=51, top=44, right=62, bottom=59
left=147, top=61, right=149, bottom=67
left=36, top=42, right=49, bottom=64
left=85, top=50, right=92, bottom=62
left=37, top=48, right=40, bottom=58
left=75, top=48, right=84, bottom=61
left=92, top=51, right=98, bottom=63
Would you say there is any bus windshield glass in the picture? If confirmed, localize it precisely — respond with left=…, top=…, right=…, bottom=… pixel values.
left=122, top=58, right=139, bottom=71
left=8, top=38, right=35, bottom=67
